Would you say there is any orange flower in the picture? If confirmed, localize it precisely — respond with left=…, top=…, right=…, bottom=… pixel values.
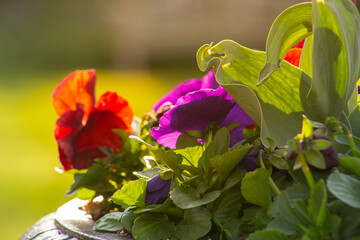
left=284, top=48, right=302, bottom=67
left=52, top=70, right=133, bottom=170
left=284, top=39, right=304, bottom=67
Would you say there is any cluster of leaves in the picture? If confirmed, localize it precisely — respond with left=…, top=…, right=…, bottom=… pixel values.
left=95, top=116, right=360, bottom=240
left=65, top=128, right=145, bottom=214
left=89, top=0, right=360, bottom=239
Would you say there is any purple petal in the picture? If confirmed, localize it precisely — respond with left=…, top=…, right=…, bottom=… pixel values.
left=241, top=145, right=262, bottom=171
left=313, top=135, right=339, bottom=169
left=152, top=87, right=254, bottom=148
left=152, top=71, right=217, bottom=112
left=222, top=104, right=254, bottom=147
left=145, top=176, right=171, bottom=205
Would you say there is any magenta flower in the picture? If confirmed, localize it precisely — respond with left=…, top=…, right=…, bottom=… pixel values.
left=152, top=71, right=218, bottom=112
left=151, top=87, right=254, bottom=148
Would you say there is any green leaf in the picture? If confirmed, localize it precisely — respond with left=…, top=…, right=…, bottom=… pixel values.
left=93, top=212, right=123, bottom=232
left=185, top=129, right=205, bottom=139
left=175, top=145, right=203, bottom=167
left=134, top=198, right=183, bottom=218
left=339, top=156, right=360, bottom=177
left=304, top=148, right=326, bottom=169
left=267, top=192, right=303, bottom=236
left=66, top=163, right=112, bottom=196
left=269, top=154, right=288, bottom=170
left=214, top=127, right=230, bottom=155
left=349, top=105, right=360, bottom=137
left=258, top=2, right=312, bottom=84
left=329, top=200, right=360, bottom=239
left=113, top=129, right=129, bottom=145
left=312, top=139, right=332, bottom=150
left=132, top=213, right=175, bottom=240
left=299, top=35, right=314, bottom=77
left=197, top=40, right=312, bottom=147
left=308, top=179, right=327, bottom=227
left=76, top=188, right=95, bottom=200
left=223, top=168, right=246, bottom=190
left=133, top=168, right=160, bottom=180
left=247, top=229, right=288, bottom=240
left=170, top=186, right=220, bottom=209
left=111, top=179, right=146, bottom=207
left=241, top=168, right=272, bottom=207
left=301, top=116, right=313, bottom=138
left=120, top=209, right=138, bottom=231
left=149, top=149, right=183, bottom=177
left=308, top=0, right=360, bottom=122
left=211, top=146, right=251, bottom=180
left=174, top=207, right=212, bottom=240
left=286, top=184, right=310, bottom=207
left=327, top=170, right=360, bottom=209
left=130, top=136, right=183, bottom=178
left=267, top=217, right=300, bottom=236
left=198, top=141, right=216, bottom=176
left=334, top=134, right=360, bottom=149
left=212, top=189, right=242, bottom=226
left=176, top=132, right=201, bottom=149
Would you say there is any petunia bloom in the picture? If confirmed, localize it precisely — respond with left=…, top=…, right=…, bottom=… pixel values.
left=151, top=87, right=254, bottom=149
left=52, top=70, right=133, bottom=170
left=145, top=175, right=172, bottom=205
left=152, top=71, right=218, bottom=112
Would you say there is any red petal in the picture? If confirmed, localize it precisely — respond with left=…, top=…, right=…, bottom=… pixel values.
left=76, top=110, right=128, bottom=152
left=95, top=92, right=133, bottom=135
left=59, top=147, right=73, bottom=171
left=284, top=48, right=302, bottom=67
left=55, top=107, right=84, bottom=170
left=52, top=69, right=96, bottom=122
left=294, top=40, right=304, bottom=49
left=55, top=107, right=107, bottom=170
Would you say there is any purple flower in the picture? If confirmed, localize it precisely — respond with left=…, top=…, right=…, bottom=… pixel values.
left=153, top=71, right=218, bottom=112
left=241, top=145, right=262, bottom=171
left=313, top=135, right=339, bottom=168
left=288, top=135, right=339, bottom=169
left=151, top=87, right=254, bottom=148
left=145, top=175, right=172, bottom=205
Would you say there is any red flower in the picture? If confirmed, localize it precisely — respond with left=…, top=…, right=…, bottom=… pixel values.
left=52, top=70, right=133, bottom=170
left=284, top=40, right=304, bottom=67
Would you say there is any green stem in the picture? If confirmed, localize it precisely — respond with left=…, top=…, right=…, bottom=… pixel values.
left=339, top=122, right=358, bottom=157
left=298, top=140, right=315, bottom=190
left=205, top=129, right=214, bottom=148
left=259, top=151, right=281, bottom=195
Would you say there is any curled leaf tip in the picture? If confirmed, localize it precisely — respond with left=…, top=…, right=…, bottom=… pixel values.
left=257, top=63, right=279, bottom=86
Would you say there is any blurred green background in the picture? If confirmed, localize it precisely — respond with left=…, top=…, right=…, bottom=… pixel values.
left=0, top=0, right=305, bottom=239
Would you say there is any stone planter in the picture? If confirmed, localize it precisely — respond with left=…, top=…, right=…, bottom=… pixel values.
left=21, top=198, right=132, bottom=240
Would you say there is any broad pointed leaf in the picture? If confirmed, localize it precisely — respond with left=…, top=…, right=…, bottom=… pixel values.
left=241, top=168, right=272, bottom=207
left=174, top=207, right=212, bottom=240
left=111, top=179, right=146, bottom=207
left=327, top=171, right=360, bottom=209
left=299, top=35, right=314, bottom=77
left=211, top=146, right=251, bottom=180
left=308, top=0, right=360, bottom=122
left=132, top=213, right=175, bottom=240
left=170, top=186, right=220, bottom=209
left=259, top=3, right=313, bottom=84
left=197, top=40, right=311, bottom=146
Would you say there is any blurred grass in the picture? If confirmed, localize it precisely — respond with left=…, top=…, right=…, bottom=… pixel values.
left=0, top=68, right=201, bottom=239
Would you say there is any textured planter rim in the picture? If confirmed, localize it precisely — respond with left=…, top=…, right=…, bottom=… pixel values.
left=55, top=198, right=132, bottom=240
